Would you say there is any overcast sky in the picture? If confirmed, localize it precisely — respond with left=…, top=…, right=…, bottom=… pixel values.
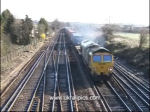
left=1, top=0, right=149, bottom=25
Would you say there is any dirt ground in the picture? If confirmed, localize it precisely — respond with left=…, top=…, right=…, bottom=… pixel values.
left=1, top=41, right=44, bottom=91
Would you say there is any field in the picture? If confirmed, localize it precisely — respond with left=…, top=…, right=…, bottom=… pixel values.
left=114, top=32, right=140, bottom=40
left=113, top=32, right=149, bottom=48
left=105, top=32, right=149, bottom=75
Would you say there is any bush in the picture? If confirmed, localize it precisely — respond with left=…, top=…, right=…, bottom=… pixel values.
left=105, top=42, right=149, bottom=74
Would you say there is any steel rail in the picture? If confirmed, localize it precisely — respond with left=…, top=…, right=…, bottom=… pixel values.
left=106, top=81, right=132, bottom=112
left=57, top=79, right=63, bottom=111
left=115, top=63, right=150, bottom=91
left=63, top=35, right=74, bottom=111
left=1, top=52, right=45, bottom=112
left=0, top=43, right=49, bottom=97
left=42, top=71, right=46, bottom=111
left=0, top=52, right=42, bottom=109
left=27, top=37, right=57, bottom=111
left=115, top=66, right=150, bottom=93
left=51, top=34, right=62, bottom=112
left=113, top=71, right=149, bottom=107
left=67, top=53, right=79, bottom=112
left=115, top=63, right=150, bottom=90
left=93, top=85, right=111, bottom=112
left=53, top=34, right=62, bottom=111
left=115, top=61, right=150, bottom=85
left=114, top=66, right=150, bottom=101
left=1, top=37, right=57, bottom=111
left=27, top=67, right=45, bottom=111
left=112, top=74, right=144, bottom=111
left=1, top=51, right=40, bottom=98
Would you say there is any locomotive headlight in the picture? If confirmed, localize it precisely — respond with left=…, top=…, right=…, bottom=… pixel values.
left=108, top=67, right=113, bottom=71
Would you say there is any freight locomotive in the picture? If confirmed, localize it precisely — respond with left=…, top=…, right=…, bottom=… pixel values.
left=81, top=40, right=114, bottom=79
left=63, top=27, right=114, bottom=80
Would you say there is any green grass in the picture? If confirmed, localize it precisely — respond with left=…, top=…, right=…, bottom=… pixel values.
left=114, top=32, right=140, bottom=40
left=113, top=32, right=149, bottom=48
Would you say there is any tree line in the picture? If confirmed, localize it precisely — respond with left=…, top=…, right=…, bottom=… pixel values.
left=1, top=9, right=63, bottom=46
left=1, top=9, right=34, bottom=45
left=101, top=24, right=149, bottom=48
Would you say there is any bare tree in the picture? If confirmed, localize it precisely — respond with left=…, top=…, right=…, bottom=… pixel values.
left=139, top=28, right=148, bottom=48
left=102, top=24, right=120, bottom=41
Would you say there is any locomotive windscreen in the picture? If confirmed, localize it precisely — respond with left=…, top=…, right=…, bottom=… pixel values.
left=93, top=55, right=101, bottom=62
left=103, top=55, right=112, bottom=62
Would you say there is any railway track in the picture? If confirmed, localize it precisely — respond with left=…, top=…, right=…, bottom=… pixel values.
left=1, top=36, right=57, bottom=111
left=26, top=43, right=56, bottom=111
left=0, top=42, right=51, bottom=109
left=2, top=52, right=45, bottom=111
left=69, top=37, right=149, bottom=111
left=93, top=82, right=129, bottom=111
left=93, top=71, right=149, bottom=111
left=26, top=37, right=58, bottom=111
left=1, top=29, right=149, bottom=111
left=112, top=63, right=150, bottom=111
left=23, top=31, right=79, bottom=111
left=92, top=63, right=150, bottom=111
left=112, top=73, right=149, bottom=111
left=49, top=32, right=78, bottom=111
left=115, top=62, right=149, bottom=89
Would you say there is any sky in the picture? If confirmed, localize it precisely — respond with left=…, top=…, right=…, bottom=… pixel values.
left=1, top=0, right=149, bottom=26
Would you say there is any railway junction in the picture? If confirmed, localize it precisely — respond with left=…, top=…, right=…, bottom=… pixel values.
left=0, top=30, right=149, bottom=111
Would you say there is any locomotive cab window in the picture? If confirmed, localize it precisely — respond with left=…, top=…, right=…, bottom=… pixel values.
left=93, top=55, right=101, bottom=62
left=103, top=55, right=112, bottom=62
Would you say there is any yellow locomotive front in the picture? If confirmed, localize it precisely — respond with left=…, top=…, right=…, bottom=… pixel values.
left=90, top=52, right=114, bottom=77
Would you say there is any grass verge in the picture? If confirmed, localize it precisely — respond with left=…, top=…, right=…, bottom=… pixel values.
left=105, top=35, right=149, bottom=75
